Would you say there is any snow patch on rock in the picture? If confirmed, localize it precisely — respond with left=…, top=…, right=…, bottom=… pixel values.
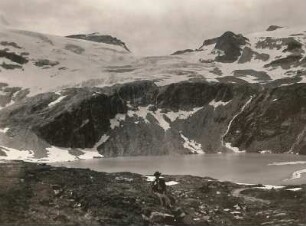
left=180, top=132, right=204, bottom=154
left=145, top=176, right=179, bottom=186
left=146, top=175, right=164, bottom=182
left=0, top=127, right=9, bottom=133
left=268, top=161, right=306, bottom=166
left=0, top=146, right=34, bottom=161
left=0, top=142, right=104, bottom=163
left=260, top=150, right=272, bottom=154
left=48, top=95, right=67, bottom=107
left=254, top=185, right=284, bottom=190
left=78, top=150, right=103, bottom=160
left=92, top=134, right=109, bottom=150
left=42, top=146, right=76, bottom=162
left=166, top=181, right=179, bottom=186
left=165, top=107, right=203, bottom=122
left=209, top=99, right=231, bottom=109
left=110, top=114, right=126, bottom=129
left=225, top=143, right=246, bottom=153
left=127, top=105, right=203, bottom=131
left=286, top=169, right=306, bottom=180
left=286, top=188, right=302, bottom=191
left=127, top=106, right=150, bottom=123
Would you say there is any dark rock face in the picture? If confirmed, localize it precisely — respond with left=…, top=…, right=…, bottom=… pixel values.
left=64, top=44, right=85, bottom=54
left=0, top=50, right=28, bottom=64
left=214, top=32, right=248, bottom=63
left=265, top=55, right=303, bottom=69
left=1, top=62, right=22, bottom=70
left=266, top=25, right=283, bottom=31
left=34, top=59, right=59, bottom=67
left=224, top=84, right=306, bottom=154
left=255, top=37, right=299, bottom=51
left=283, top=39, right=303, bottom=53
left=171, top=49, right=194, bottom=55
left=238, top=46, right=270, bottom=64
left=66, top=33, right=130, bottom=52
left=0, top=41, right=22, bottom=49
left=35, top=91, right=127, bottom=148
left=156, top=82, right=233, bottom=110
left=115, top=80, right=158, bottom=106
left=0, top=84, right=29, bottom=108
left=199, top=37, right=219, bottom=49
left=3, top=79, right=306, bottom=155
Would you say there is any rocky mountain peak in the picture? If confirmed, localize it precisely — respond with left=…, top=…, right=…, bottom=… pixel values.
left=175, top=31, right=248, bottom=58
left=66, top=33, right=131, bottom=52
left=214, top=31, right=248, bottom=63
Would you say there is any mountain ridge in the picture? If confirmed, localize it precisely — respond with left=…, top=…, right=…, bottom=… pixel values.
left=66, top=33, right=131, bottom=52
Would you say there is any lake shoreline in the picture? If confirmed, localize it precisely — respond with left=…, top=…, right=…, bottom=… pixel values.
left=50, top=153, right=306, bottom=186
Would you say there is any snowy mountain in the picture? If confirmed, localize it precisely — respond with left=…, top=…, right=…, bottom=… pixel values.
left=172, top=25, right=306, bottom=84
left=1, top=25, right=306, bottom=162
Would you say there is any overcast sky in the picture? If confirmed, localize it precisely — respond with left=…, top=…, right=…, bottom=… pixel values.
left=1, top=0, right=306, bottom=55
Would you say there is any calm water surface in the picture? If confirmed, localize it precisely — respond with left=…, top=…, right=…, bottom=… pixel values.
left=51, top=153, right=306, bottom=185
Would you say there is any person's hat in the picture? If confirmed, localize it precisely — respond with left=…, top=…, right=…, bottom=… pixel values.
left=154, top=171, right=161, bottom=177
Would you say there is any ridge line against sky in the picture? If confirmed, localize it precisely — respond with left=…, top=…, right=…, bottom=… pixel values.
left=0, top=0, right=306, bottom=56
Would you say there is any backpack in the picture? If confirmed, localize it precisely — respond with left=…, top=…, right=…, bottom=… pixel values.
left=152, top=178, right=166, bottom=194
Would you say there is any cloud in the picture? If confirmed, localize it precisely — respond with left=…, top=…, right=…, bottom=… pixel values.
left=0, top=0, right=305, bottom=55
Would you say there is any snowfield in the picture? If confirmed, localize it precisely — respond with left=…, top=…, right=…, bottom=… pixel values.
left=0, top=145, right=103, bottom=163
left=1, top=25, right=306, bottom=98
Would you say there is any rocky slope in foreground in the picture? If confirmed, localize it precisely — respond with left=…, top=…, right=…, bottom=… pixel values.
left=0, top=161, right=305, bottom=226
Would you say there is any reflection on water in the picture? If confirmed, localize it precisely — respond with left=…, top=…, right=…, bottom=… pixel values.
left=51, top=153, right=306, bottom=185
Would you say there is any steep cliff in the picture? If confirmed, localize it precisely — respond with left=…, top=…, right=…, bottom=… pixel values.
left=2, top=79, right=306, bottom=161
